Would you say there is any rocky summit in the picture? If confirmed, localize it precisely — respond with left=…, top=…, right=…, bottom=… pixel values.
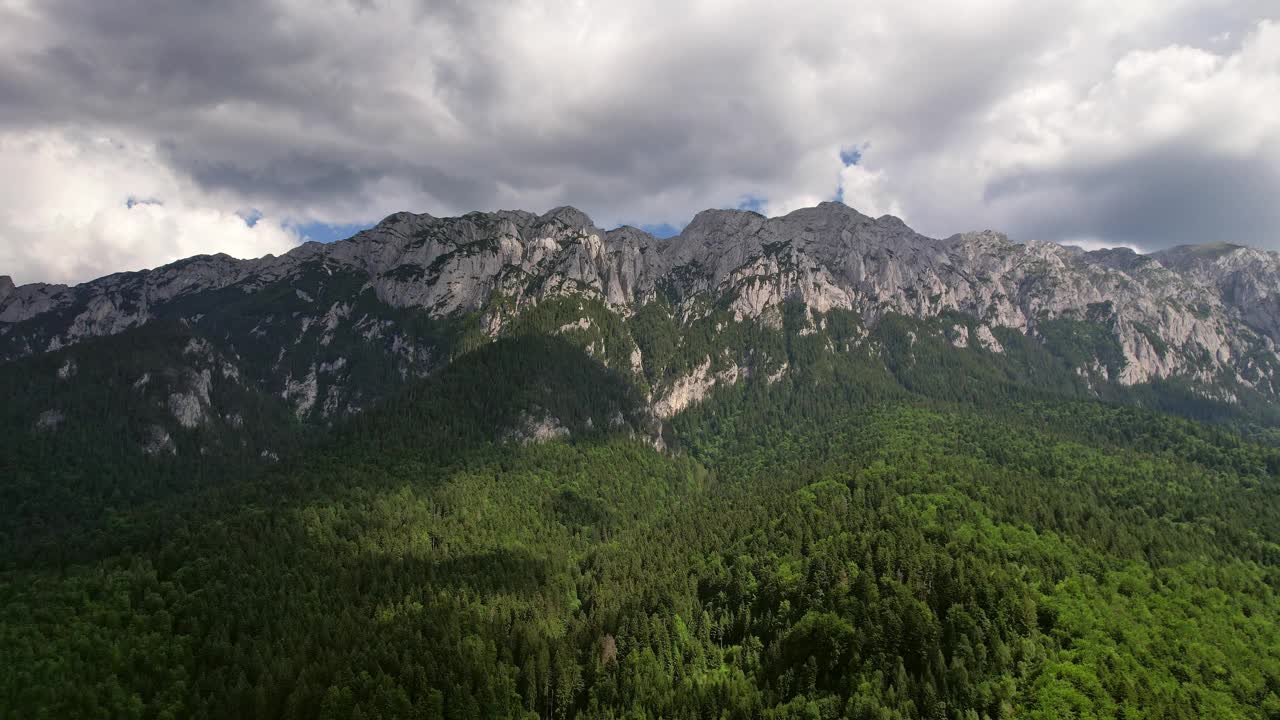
left=3, top=201, right=1279, bottom=426
left=6, top=202, right=1280, bottom=720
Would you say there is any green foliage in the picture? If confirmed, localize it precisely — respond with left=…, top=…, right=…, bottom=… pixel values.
left=3, top=310, right=1280, bottom=719
left=506, top=297, right=643, bottom=390
left=0, top=322, right=306, bottom=568
left=1035, top=316, right=1127, bottom=380
left=159, top=263, right=468, bottom=412
left=628, top=299, right=788, bottom=388
left=1134, top=322, right=1170, bottom=359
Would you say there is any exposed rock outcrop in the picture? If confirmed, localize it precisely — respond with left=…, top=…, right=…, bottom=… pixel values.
left=506, top=411, right=572, bottom=445
left=167, top=369, right=213, bottom=429
left=654, top=358, right=749, bottom=418
left=141, top=425, right=176, bottom=456
left=35, top=409, right=64, bottom=431
left=974, top=325, right=1003, bottom=354
left=4, top=202, right=1280, bottom=412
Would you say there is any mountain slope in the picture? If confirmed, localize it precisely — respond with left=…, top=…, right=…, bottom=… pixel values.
left=4, top=202, right=1280, bottom=426
left=3, top=202, right=1280, bottom=718
left=2, top=335, right=1277, bottom=719
left=0, top=333, right=656, bottom=569
left=0, top=321, right=308, bottom=564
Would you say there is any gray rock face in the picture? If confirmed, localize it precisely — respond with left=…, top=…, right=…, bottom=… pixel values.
left=167, top=369, right=213, bottom=429
left=35, top=409, right=64, bottom=431
left=652, top=357, right=749, bottom=418
left=140, top=425, right=176, bottom=455
left=505, top=411, right=572, bottom=445
left=282, top=366, right=319, bottom=418
left=4, top=202, right=1280, bottom=403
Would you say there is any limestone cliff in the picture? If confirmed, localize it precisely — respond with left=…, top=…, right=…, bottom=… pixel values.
left=4, top=201, right=1279, bottom=416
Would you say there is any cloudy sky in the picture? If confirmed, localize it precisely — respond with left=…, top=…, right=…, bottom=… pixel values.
left=1, top=0, right=1278, bottom=284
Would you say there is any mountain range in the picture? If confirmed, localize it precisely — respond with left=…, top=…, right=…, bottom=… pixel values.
left=3, top=201, right=1280, bottom=450
left=4, top=201, right=1280, bottom=718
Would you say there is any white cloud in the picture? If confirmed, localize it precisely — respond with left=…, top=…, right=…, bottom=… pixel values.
left=838, top=164, right=905, bottom=221
left=1060, top=237, right=1148, bottom=253
left=0, top=131, right=298, bottom=285
left=0, top=1, right=1277, bottom=284
left=964, top=19, right=1280, bottom=246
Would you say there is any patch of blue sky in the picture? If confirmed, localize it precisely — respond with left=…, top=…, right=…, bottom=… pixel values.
left=289, top=221, right=375, bottom=243
left=125, top=196, right=163, bottom=209
left=839, top=147, right=862, bottom=166
left=281, top=219, right=373, bottom=240
left=736, top=194, right=768, bottom=213
left=235, top=208, right=373, bottom=243
left=637, top=223, right=682, bottom=238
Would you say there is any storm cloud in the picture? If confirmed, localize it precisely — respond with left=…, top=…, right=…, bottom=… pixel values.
left=1, top=0, right=1277, bottom=283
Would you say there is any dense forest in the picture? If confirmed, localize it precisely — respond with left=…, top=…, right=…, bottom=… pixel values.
left=2, top=329, right=1279, bottom=719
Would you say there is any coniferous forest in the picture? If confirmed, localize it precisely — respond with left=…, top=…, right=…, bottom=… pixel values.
left=5, top=1, right=1280, bottom=717
left=2, top=327, right=1279, bottom=720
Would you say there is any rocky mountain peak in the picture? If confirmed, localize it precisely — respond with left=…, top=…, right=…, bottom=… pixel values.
left=683, top=207, right=765, bottom=233
left=4, top=201, right=1280, bottom=415
left=537, top=206, right=597, bottom=232
left=375, top=210, right=434, bottom=228
left=799, top=200, right=871, bottom=221
left=1082, top=247, right=1149, bottom=273
left=948, top=229, right=1009, bottom=244
left=1152, top=241, right=1247, bottom=269
left=780, top=200, right=865, bottom=224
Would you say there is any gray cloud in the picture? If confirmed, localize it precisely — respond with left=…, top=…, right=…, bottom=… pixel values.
left=0, top=0, right=1278, bottom=283
left=991, top=138, right=1280, bottom=249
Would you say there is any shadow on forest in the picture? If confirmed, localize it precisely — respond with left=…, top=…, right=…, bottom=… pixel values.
left=345, top=547, right=558, bottom=598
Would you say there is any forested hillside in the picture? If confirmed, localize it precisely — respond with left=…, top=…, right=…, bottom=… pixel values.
left=3, top=332, right=1278, bottom=719
left=6, top=0, right=1280, bottom=711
